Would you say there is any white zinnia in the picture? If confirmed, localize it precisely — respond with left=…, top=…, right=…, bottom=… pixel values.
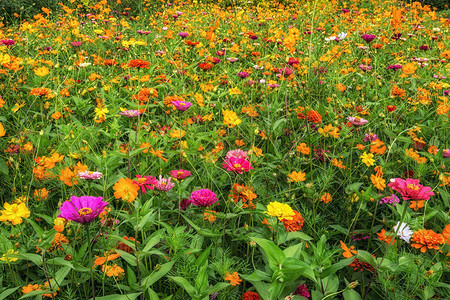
left=393, top=221, right=413, bottom=243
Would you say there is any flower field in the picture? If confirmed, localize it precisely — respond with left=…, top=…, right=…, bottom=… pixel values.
left=0, top=0, right=449, bottom=299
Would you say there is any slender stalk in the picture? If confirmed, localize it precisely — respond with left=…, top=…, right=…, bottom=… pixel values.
left=86, top=225, right=96, bottom=300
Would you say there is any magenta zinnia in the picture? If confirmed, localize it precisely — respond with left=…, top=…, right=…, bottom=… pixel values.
left=170, top=169, right=192, bottom=180
left=58, top=196, right=108, bottom=223
left=190, top=189, right=218, bottom=207
left=388, top=178, right=434, bottom=201
left=133, top=175, right=157, bottom=194
left=223, top=157, right=252, bottom=174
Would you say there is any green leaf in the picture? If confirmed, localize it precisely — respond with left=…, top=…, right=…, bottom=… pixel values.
left=321, top=274, right=339, bottom=295
left=283, top=231, right=313, bottom=242
left=0, top=287, right=19, bottom=300
left=251, top=237, right=285, bottom=270
left=18, top=253, right=42, bottom=266
left=169, top=276, right=196, bottom=296
left=204, top=282, right=230, bottom=296
left=356, top=250, right=376, bottom=267
left=181, top=215, right=223, bottom=237
left=54, top=266, right=71, bottom=286
left=195, top=245, right=212, bottom=267
left=142, top=233, right=161, bottom=252
left=0, top=158, right=9, bottom=175
left=91, top=293, right=142, bottom=300
left=194, top=261, right=208, bottom=292
left=343, top=289, right=362, bottom=300
left=25, top=219, right=44, bottom=238
left=283, top=243, right=304, bottom=259
left=115, top=250, right=137, bottom=266
left=127, top=265, right=137, bottom=287
left=320, top=258, right=354, bottom=278
left=281, top=257, right=316, bottom=282
left=137, top=210, right=156, bottom=230
left=142, top=261, right=175, bottom=288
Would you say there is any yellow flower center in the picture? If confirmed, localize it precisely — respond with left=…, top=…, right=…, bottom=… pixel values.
left=234, top=163, right=242, bottom=169
left=161, top=182, right=167, bottom=186
left=137, top=178, right=147, bottom=184
left=407, top=184, right=420, bottom=191
left=177, top=171, right=184, bottom=177
left=354, top=117, right=360, bottom=122
left=78, top=208, right=92, bottom=216
left=180, top=102, right=186, bottom=106
left=11, top=206, right=18, bottom=213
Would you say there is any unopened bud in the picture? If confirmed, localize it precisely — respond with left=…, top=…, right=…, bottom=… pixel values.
left=347, top=281, right=359, bottom=289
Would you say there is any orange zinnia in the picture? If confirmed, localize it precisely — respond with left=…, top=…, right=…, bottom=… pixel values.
left=128, top=59, right=150, bottom=69
left=281, top=210, right=305, bottom=232
left=113, top=178, right=140, bottom=202
left=411, top=229, right=444, bottom=253
left=402, top=63, right=417, bottom=75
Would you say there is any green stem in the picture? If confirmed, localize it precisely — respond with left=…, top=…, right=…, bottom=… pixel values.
left=86, top=225, right=96, bottom=300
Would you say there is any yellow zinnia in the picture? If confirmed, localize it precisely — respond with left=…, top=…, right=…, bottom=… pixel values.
left=222, top=110, right=242, bottom=128
left=265, top=202, right=295, bottom=221
left=360, top=152, right=375, bottom=167
left=0, top=202, right=31, bottom=225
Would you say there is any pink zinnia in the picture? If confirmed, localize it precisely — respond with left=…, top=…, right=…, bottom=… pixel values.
left=172, top=100, right=192, bottom=111
left=133, top=175, right=157, bottom=194
left=189, top=189, right=218, bottom=207
left=387, top=178, right=434, bottom=201
left=347, top=116, right=368, bottom=126
left=225, top=149, right=248, bottom=160
left=223, top=157, right=252, bottom=174
left=443, top=149, right=450, bottom=158
left=78, top=171, right=103, bottom=180
left=120, top=110, right=142, bottom=117
left=170, top=169, right=191, bottom=180
left=58, top=196, right=108, bottom=223
left=154, top=175, right=175, bottom=191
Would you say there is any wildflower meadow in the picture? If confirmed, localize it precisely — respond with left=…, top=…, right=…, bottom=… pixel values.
left=0, top=0, right=449, bottom=299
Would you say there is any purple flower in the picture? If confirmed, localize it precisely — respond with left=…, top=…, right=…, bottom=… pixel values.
left=347, top=116, right=368, bottom=125
left=364, top=132, right=378, bottom=142
left=120, top=110, right=142, bottom=117
left=359, top=64, right=373, bottom=71
left=58, top=196, right=108, bottom=223
left=419, top=45, right=430, bottom=51
left=386, top=64, right=403, bottom=71
left=293, top=284, right=310, bottom=298
left=178, top=32, right=189, bottom=38
left=78, top=171, right=103, bottom=180
left=237, top=71, right=249, bottom=78
left=190, top=189, right=218, bottom=207
left=361, top=34, right=376, bottom=43
left=249, top=35, right=258, bottom=40
left=0, top=39, right=15, bottom=46
left=380, top=194, right=400, bottom=205
left=172, top=100, right=192, bottom=111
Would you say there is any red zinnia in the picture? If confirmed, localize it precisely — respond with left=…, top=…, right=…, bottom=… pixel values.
left=128, top=59, right=150, bottom=69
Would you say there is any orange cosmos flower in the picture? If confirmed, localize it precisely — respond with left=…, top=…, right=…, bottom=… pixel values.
left=113, top=178, right=140, bottom=202
left=102, top=264, right=125, bottom=278
left=320, top=192, right=332, bottom=204
left=411, top=229, right=444, bottom=253
left=296, top=142, right=310, bottom=155
left=409, top=200, right=425, bottom=211
left=340, top=241, right=357, bottom=258
left=33, top=66, right=50, bottom=76
left=59, top=167, right=78, bottom=186
left=224, top=272, right=242, bottom=286
left=377, top=229, right=395, bottom=245
left=288, top=171, right=306, bottom=182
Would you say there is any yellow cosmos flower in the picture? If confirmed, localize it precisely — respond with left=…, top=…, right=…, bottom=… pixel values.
left=0, top=249, right=19, bottom=262
left=0, top=202, right=31, bottom=225
left=360, top=152, right=375, bottom=167
left=265, top=201, right=295, bottom=221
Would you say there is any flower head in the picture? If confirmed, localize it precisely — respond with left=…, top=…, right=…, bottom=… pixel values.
left=265, top=202, right=295, bottom=221
left=225, top=149, right=248, bottom=160
left=281, top=210, right=304, bottom=232
left=411, top=229, right=444, bottom=252
left=393, top=222, right=413, bottom=243
left=58, top=196, right=108, bottom=223
left=113, top=178, right=140, bottom=202
left=190, top=189, right=218, bottom=207
left=0, top=202, right=30, bottom=225
left=172, top=100, right=192, bottom=111
left=388, top=178, right=434, bottom=201
left=360, top=152, right=375, bottom=167
left=361, top=34, right=377, bottom=43
left=154, top=175, right=175, bottom=191
left=223, top=272, right=241, bottom=286
left=223, top=157, right=252, bottom=174
left=119, top=109, right=142, bottom=117
left=133, top=175, right=157, bottom=194
left=78, top=171, right=103, bottom=180
left=347, top=116, right=368, bottom=125
left=169, top=169, right=191, bottom=180
left=293, top=284, right=310, bottom=298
